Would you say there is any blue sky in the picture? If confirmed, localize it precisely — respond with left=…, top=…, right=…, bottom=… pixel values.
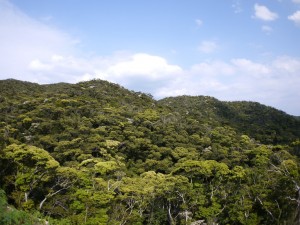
left=0, top=0, right=300, bottom=115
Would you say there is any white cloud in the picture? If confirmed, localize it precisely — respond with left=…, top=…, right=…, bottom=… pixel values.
left=0, top=0, right=182, bottom=87
left=198, top=41, right=218, bottom=54
left=195, top=19, right=203, bottom=27
left=105, top=54, right=182, bottom=79
left=292, top=0, right=300, bottom=3
left=273, top=55, right=300, bottom=73
left=253, top=4, right=278, bottom=21
left=97, top=53, right=183, bottom=90
left=157, top=57, right=300, bottom=115
left=0, top=0, right=78, bottom=82
left=41, top=15, right=53, bottom=22
left=27, top=51, right=300, bottom=114
left=26, top=53, right=183, bottom=93
left=27, top=54, right=111, bottom=83
left=232, top=0, right=243, bottom=14
left=190, top=61, right=235, bottom=77
left=29, top=59, right=52, bottom=71
left=288, top=11, right=300, bottom=25
left=231, top=58, right=271, bottom=76
left=261, top=25, right=273, bottom=34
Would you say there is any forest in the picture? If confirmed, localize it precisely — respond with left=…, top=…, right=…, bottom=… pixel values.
left=0, top=78, right=300, bottom=225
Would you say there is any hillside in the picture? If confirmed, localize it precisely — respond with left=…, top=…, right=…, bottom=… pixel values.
left=158, top=96, right=300, bottom=144
left=0, top=79, right=300, bottom=225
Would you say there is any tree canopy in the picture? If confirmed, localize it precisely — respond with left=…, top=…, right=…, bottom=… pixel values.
left=0, top=79, right=300, bottom=224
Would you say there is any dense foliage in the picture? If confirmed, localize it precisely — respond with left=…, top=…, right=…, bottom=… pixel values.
left=0, top=79, right=300, bottom=225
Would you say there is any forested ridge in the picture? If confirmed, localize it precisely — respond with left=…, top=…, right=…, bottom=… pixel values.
left=0, top=78, right=300, bottom=225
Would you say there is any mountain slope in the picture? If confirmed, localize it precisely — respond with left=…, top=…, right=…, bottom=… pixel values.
left=0, top=78, right=155, bottom=107
left=2, top=79, right=299, bottom=145
left=158, top=95, right=300, bottom=144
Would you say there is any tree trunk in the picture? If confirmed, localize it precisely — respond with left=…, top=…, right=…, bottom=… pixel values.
left=39, top=197, right=47, bottom=210
left=24, top=192, right=28, bottom=202
left=85, top=206, right=88, bottom=223
left=168, top=202, right=175, bottom=225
